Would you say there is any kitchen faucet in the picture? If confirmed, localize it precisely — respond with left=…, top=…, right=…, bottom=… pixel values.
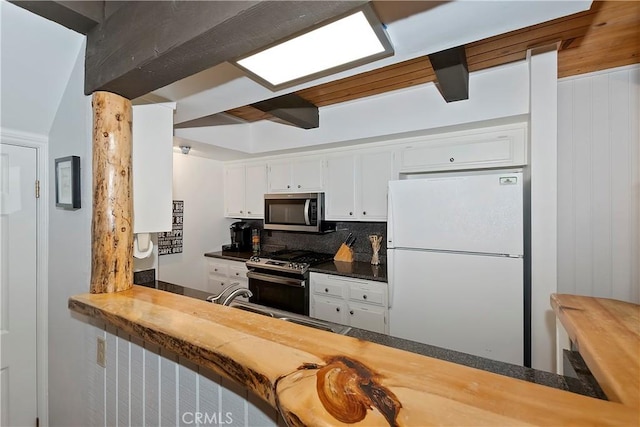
left=206, top=283, right=252, bottom=306
left=221, top=288, right=253, bottom=306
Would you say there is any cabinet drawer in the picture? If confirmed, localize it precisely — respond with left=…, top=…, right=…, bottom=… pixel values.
left=313, top=281, right=345, bottom=298
left=207, top=261, right=228, bottom=276
left=348, top=284, right=385, bottom=306
left=207, top=274, right=229, bottom=292
left=229, top=265, right=247, bottom=279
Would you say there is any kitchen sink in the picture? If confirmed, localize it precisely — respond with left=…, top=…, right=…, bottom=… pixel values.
left=229, top=301, right=351, bottom=335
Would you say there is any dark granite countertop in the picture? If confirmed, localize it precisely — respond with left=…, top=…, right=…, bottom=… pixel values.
left=310, top=260, right=387, bottom=282
left=142, top=279, right=604, bottom=400
left=204, top=250, right=254, bottom=262
left=205, top=251, right=388, bottom=282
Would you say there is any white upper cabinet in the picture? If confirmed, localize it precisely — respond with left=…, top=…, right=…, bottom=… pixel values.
left=359, top=150, right=394, bottom=220
left=267, top=157, right=324, bottom=192
left=224, top=163, right=267, bottom=218
left=132, top=102, right=176, bottom=233
left=325, top=149, right=394, bottom=221
left=398, top=123, right=527, bottom=173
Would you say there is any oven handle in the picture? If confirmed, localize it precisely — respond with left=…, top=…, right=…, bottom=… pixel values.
left=247, top=271, right=306, bottom=288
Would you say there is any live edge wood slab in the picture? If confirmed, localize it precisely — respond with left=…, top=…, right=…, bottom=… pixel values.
left=69, top=287, right=638, bottom=426
left=551, top=293, right=640, bottom=409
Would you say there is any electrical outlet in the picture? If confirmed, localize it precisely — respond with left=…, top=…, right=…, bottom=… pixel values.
left=97, top=337, right=106, bottom=368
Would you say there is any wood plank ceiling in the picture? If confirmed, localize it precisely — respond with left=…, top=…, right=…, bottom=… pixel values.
left=227, top=1, right=639, bottom=123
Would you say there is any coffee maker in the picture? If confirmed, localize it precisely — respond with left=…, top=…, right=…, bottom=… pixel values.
left=222, top=221, right=251, bottom=251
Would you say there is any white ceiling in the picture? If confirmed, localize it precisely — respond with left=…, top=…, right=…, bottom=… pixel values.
left=0, top=0, right=592, bottom=151
left=153, top=0, right=592, bottom=157
left=0, top=0, right=84, bottom=137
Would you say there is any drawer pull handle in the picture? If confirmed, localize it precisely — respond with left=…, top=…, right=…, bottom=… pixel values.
left=363, top=294, right=367, bottom=300
left=325, top=288, right=329, bottom=293
left=336, top=307, right=340, bottom=312
left=349, top=310, right=354, bottom=315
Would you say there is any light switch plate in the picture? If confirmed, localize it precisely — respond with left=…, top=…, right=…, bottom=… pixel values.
left=97, top=337, right=106, bottom=368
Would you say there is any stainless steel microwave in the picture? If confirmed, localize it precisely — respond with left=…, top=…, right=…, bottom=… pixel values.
left=264, top=193, right=325, bottom=233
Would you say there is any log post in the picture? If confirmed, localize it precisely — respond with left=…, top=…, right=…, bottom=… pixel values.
left=90, top=91, right=133, bottom=293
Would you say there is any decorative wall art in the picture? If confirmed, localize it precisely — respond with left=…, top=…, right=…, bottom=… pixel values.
left=158, top=200, right=184, bottom=255
left=55, top=156, right=81, bottom=209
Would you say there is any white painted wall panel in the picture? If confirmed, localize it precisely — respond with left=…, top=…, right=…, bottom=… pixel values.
left=557, top=65, right=640, bottom=303
left=89, top=327, right=278, bottom=427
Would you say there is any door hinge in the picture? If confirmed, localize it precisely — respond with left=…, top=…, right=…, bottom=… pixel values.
left=35, top=180, right=40, bottom=198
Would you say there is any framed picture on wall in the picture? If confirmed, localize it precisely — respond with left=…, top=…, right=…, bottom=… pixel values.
left=55, top=156, right=81, bottom=209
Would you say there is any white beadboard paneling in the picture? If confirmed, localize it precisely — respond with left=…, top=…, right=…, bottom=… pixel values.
left=117, top=332, right=130, bottom=427
left=197, top=368, right=221, bottom=427
left=160, top=348, right=178, bottom=427
left=88, top=326, right=106, bottom=427
left=247, top=392, right=278, bottom=427
left=105, top=325, right=118, bottom=427
left=220, top=376, right=248, bottom=427
left=130, top=337, right=145, bottom=427
left=178, top=358, right=198, bottom=427
left=143, top=343, right=161, bottom=427
left=557, top=64, right=640, bottom=303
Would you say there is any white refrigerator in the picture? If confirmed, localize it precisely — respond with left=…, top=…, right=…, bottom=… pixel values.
left=387, top=170, right=524, bottom=365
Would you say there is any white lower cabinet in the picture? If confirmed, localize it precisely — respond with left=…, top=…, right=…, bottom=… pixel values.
left=205, top=257, right=249, bottom=296
left=310, top=272, right=389, bottom=334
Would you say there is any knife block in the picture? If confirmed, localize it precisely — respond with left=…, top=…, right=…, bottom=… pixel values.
left=333, top=243, right=354, bottom=263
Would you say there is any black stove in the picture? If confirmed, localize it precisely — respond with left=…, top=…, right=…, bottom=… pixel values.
left=247, top=250, right=333, bottom=275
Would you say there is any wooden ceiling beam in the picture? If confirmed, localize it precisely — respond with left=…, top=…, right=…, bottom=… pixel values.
left=251, top=94, right=319, bottom=130
left=83, top=0, right=367, bottom=99
left=10, top=0, right=104, bottom=34
left=429, top=46, right=469, bottom=103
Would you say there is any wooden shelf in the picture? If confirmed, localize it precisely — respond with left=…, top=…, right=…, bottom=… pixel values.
left=551, top=293, right=640, bottom=408
left=69, top=286, right=638, bottom=425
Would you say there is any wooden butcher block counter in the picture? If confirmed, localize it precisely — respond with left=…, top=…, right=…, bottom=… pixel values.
left=69, top=286, right=638, bottom=426
left=551, top=293, right=640, bottom=409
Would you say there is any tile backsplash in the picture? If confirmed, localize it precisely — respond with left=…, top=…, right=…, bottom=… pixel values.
left=243, top=221, right=386, bottom=263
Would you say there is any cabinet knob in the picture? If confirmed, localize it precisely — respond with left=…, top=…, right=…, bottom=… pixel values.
left=240, top=210, right=243, bottom=213
left=325, top=288, right=329, bottom=293
left=235, top=272, right=239, bottom=276
left=336, top=307, right=340, bottom=312
left=349, top=212, right=353, bottom=216
left=214, top=268, right=218, bottom=272
left=247, top=211, right=251, bottom=214
left=363, top=211, right=367, bottom=215
left=297, top=184, right=301, bottom=188
left=287, top=185, right=290, bottom=188
left=349, top=310, right=354, bottom=315
left=449, top=157, right=455, bottom=162
left=363, top=294, right=367, bottom=300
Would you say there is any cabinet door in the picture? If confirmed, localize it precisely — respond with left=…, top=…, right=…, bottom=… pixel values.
left=267, top=162, right=292, bottom=192
left=206, top=274, right=229, bottom=294
left=325, top=155, right=356, bottom=220
left=292, top=158, right=324, bottom=191
left=348, top=302, right=387, bottom=333
left=245, top=164, right=267, bottom=217
left=312, top=296, right=347, bottom=325
left=359, top=151, right=394, bottom=221
left=224, top=166, right=246, bottom=217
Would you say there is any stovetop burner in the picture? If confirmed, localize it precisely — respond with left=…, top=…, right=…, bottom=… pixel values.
left=247, top=249, right=333, bottom=274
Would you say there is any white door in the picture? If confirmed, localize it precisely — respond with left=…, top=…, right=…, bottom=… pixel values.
left=0, top=143, right=38, bottom=426
left=324, top=154, right=356, bottom=220
left=244, top=164, right=267, bottom=217
left=359, top=151, right=393, bottom=221
left=388, top=170, right=523, bottom=255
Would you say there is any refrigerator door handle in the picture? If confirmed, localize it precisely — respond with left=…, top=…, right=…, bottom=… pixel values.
left=387, top=249, right=394, bottom=308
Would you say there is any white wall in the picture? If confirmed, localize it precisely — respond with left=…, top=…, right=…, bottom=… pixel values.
left=158, top=152, right=233, bottom=290
left=557, top=64, right=640, bottom=303
left=176, top=61, right=530, bottom=154
left=47, top=40, right=93, bottom=426
left=86, top=324, right=278, bottom=427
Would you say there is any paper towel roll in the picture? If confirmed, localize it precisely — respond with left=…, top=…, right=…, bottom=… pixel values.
left=133, top=233, right=154, bottom=259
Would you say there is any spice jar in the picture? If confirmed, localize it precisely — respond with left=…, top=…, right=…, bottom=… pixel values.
left=252, top=229, right=260, bottom=254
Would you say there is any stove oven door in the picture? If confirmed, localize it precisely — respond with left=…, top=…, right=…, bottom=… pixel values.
left=247, top=270, right=309, bottom=315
